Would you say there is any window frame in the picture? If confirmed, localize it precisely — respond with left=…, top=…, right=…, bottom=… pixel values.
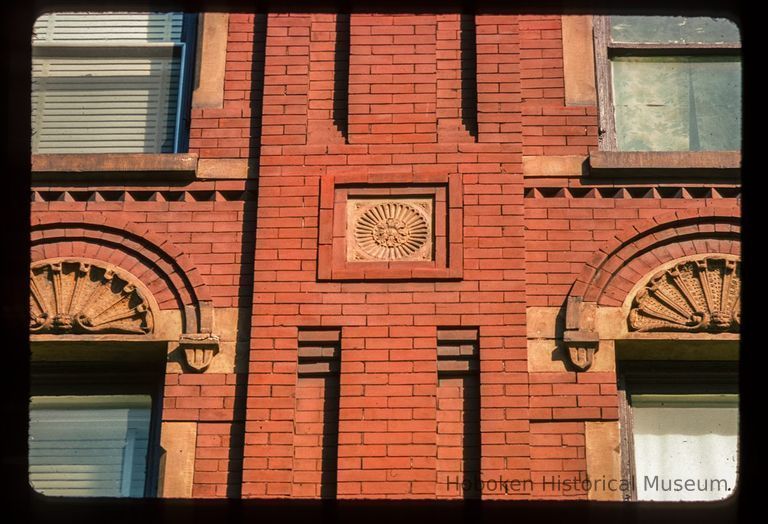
left=617, top=360, right=739, bottom=501
left=592, top=15, right=742, bottom=152
left=30, top=359, right=166, bottom=498
left=31, top=12, right=198, bottom=155
left=173, top=13, right=198, bottom=154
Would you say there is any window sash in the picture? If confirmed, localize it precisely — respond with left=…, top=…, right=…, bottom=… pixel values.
left=29, top=395, right=153, bottom=498
left=593, top=15, right=741, bottom=152
left=29, top=359, right=167, bottom=498
left=617, top=361, right=739, bottom=502
left=33, top=12, right=186, bottom=44
left=608, top=15, right=740, bottom=46
left=610, top=56, right=741, bottom=151
left=630, top=396, right=738, bottom=501
left=31, top=12, right=196, bottom=154
left=31, top=50, right=183, bottom=154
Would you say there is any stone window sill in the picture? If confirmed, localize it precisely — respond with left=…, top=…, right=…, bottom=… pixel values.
left=588, top=151, right=741, bottom=177
left=31, top=153, right=199, bottom=180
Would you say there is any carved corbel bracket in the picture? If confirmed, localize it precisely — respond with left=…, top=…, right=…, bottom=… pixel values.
left=564, top=330, right=599, bottom=371
left=179, top=333, right=220, bottom=372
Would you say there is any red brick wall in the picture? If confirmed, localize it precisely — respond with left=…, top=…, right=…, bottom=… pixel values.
left=189, top=14, right=265, bottom=158
left=291, top=374, right=339, bottom=497
left=236, top=12, right=531, bottom=499
left=30, top=10, right=740, bottom=500
left=524, top=194, right=740, bottom=308
left=520, top=15, right=598, bottom=156
left=30, top=186, right=254, bottom=497
left=435, top=374, right=480, bottom=498
left=530, top=421, right=587, bottom=499
left=30, top=181, right=255, bottom=309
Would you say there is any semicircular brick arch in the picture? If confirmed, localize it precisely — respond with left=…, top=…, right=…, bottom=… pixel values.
left=570, top=206, right=741, bottom=308
left=30, top=214, right=213, bottom=335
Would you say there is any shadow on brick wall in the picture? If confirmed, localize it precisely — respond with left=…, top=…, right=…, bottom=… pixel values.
left=226, top=12, right=269, bottom=499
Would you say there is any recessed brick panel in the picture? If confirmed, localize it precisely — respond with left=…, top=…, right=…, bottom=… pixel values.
left=317, top=173, right=463, bottom=280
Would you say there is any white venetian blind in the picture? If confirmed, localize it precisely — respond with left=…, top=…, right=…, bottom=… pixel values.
left=29, top=395, right=152, bottom=497
left=31, top=12, right=185, bottom=154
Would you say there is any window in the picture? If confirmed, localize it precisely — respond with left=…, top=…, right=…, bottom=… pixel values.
left=31, top=12, right=197, bottom=154
left=619, top=361, right=738, bottom=501
left=29, top=359, right=164, bottom=498
left=30, top=395, right=153, bottom=497
left=594, top=16, right=741, bottom=151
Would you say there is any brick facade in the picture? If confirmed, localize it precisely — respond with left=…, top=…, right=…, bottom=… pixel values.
left=30, top=11, right=740, bottom=500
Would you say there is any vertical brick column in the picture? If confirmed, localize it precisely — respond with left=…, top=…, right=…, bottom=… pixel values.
left=436, top=14, right=476, bottom=143
left=307, top=14, right=349, bottom=145
left=461, top=13, right=529, bottom=499
left=292, top=328, right=341, bottom=497
left=336, top=323, right=438, bottom=499
left=475, top=15, right=520, bottom=144
left=239, top=11, right=545, bottom=500
left=435, top=328, right=480, bottom=499
left=241, top=15, right=314, bottom=498
left=242, top=325, right=298, bottom=497
left=262, top=14, right=312, bottom=147
left=348, top=15, right=437, bottom=146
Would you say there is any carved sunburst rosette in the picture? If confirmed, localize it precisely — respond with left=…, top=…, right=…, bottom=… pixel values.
left=628, top=256, right=740, bottom=333
left=347, top=199, right=433, bottom=261
left=30, top=260, right=154, bottom=335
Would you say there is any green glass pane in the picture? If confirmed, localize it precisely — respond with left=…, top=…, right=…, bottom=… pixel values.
left=612, top=56, right=741, bottom=151
left=29, top=395, right=152, bottom=498
left=690, top=60, right=742, bottom=150
left=610, top=16, right=740, bottom=44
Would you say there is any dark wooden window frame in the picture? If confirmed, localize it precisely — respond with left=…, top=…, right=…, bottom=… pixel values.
left=592, top=16, right=742, bottom=152
left=617, top=360, right=739, bottom=501
left=30, top=349, right=167, bottom=498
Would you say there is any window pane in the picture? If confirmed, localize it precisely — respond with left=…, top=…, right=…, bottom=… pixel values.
left=612, top=56, right=741, bottom=151
left=610, top=16, right=740, bottom=44
left=29, top=395, right=152, bottom=497
left=632, top=394, right=738, bottom=501
left=31, top=53, right=181, bottom=154
left=30, top=12, right=188, bottom=154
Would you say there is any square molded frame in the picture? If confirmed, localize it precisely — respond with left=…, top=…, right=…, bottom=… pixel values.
left=318, top=173, right=463, bottom=280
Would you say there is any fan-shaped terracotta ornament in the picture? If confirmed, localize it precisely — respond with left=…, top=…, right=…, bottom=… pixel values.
left=30, top=260, right=153, bottom=335
left=628, top=256, right=740, bottom=333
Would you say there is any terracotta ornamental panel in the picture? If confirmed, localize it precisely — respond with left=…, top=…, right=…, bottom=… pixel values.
left=346, top=198, right=433, bottom=262
left=30, top=259, right=154, bottom=335
left=628, top=256, right=740, bottom=334
left=318, top=173, right=463, bottom=281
